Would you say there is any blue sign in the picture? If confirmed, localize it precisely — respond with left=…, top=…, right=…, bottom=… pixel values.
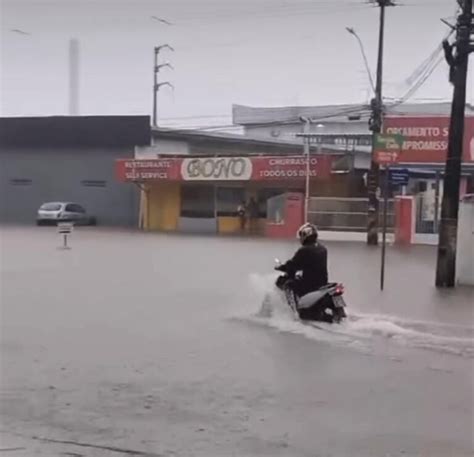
left=389, top=168, right=409, bottom=187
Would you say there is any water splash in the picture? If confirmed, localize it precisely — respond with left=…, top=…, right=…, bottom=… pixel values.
left=244, top=273, right=474, bottom=358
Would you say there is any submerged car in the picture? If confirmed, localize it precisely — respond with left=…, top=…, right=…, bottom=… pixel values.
left=36, top=202, right=97, bottom=226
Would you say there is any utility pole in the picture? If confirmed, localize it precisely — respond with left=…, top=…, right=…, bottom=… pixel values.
left=435, top=0, right=473, bottom=288
left=152, top=45, right=174, bottom=127
left=366, top=0, right=395, bottom=245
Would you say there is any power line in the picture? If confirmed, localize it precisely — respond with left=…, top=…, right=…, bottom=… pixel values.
left=399, top=56, right=445, bottom=103
left=404, top=43, right=445, bottom=87
left=391, top=26, right=456, bottom=105
left=192, top=105, right=371, bottom=131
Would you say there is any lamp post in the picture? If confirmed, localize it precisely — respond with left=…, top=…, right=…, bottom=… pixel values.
left=346, top=27, right=376, bottom=94
left=301, top=119, right=325, bottom=222
left=301, top=117, right=311, bottom=222
left=152, top=44, right=174, bottom=126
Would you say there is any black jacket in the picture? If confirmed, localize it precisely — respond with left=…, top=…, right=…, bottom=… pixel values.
left=281, top=243, right=328, bottom=294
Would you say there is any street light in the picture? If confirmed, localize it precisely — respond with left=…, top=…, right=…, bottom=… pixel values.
left=316, top=123, right=324, bottom=154
left=156, top=62, right=174, bottom=72
left=10, top=28, right=31, bottom=36
left=346, top=27, right=376, bottom=95
left=150, top=16, right=174, bottom=126
left=154, top=44, right=175, bottom=54
left=300, top=119, right=326, bottom=222
left=151, top=16, right=173, bottom=26
left=153, top=44, right=174, bottom=126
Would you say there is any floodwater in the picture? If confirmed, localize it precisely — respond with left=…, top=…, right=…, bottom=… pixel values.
left=0, top=227, right=473, bottom=456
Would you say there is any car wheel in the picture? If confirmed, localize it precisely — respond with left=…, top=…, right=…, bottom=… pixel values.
left=89, top=217, right=97, bottom=226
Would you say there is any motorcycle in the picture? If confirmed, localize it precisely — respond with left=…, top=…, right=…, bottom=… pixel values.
left=273, top=259, right=347, bottom=324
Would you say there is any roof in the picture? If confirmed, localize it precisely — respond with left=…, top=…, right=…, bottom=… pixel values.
left=233, top=102, right=474, bottom=126
left=152, top=127, right=370, bottom=154
left=152, top=127, right=303, bottom=147
left=0, top=116, right=151, bottom=148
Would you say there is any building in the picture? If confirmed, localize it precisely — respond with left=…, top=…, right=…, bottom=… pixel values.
left=232, top=101, right=474, bottom=170
left=0, top=116, right=150, bottom=226
left=232, top=102, right=474, bottom=234
left=116, top=128, right=354, bottom=234
left=115, top=103, right=474, bottom=237
left=232, top=101, right=474, bottom=139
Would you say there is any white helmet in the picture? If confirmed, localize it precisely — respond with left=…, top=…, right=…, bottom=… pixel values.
left=297, top=222, right=318, bottom=245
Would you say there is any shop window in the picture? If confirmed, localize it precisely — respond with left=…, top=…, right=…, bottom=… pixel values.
left=256, top=188, right=285, bottom=218
left=216, top=187, right=245, bottom=217
left=267, top=194, right=286, bottom=224
left=181, top=185, right=215, bottom=218
left=417, top=181, right=428, bottom=193
left=10, top=178, right=32, bottom=186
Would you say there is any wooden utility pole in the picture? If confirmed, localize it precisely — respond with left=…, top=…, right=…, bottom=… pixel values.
left=366, top=0, right=395, bottom=245
left=436, top=0, right=473, bottom=287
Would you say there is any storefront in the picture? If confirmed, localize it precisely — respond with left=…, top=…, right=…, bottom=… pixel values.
left=116, top=154, right=334, bottom=234
left=383, top=115, right=474, bottom=235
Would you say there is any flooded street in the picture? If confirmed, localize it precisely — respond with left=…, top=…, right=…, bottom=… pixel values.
left=1, top=227, right=473, bottom=456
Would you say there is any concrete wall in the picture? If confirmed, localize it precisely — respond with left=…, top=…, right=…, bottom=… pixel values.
left=0, top=146, right=139, bottom=226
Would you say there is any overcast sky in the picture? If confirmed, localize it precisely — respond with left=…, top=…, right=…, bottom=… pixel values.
left=1, top=0, right=472, bottom=127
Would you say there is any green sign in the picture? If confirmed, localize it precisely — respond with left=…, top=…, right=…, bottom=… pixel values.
left=375, top=133, right=404, bottom=150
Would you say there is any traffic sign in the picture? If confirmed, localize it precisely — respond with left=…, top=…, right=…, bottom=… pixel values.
left=375, top=133, right=404, bottom=148
left=57, top=222, right=73, bottom=234
left=374, top=133, right=404, bottom=165
left=375, top=150, right=400, bottom=165
left=389, top=168, right=409, bottom=187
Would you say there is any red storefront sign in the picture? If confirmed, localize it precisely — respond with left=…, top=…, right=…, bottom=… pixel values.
left=384, top=116, right=474, bottom=163
left=250, top=156, right=332, bottom=180
left=116, top=155, right=333, bottom=182
left=116, top=159, right=182, bottom=181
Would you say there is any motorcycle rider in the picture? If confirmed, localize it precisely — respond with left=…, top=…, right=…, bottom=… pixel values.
left=276, top=223, right=328, bottom=297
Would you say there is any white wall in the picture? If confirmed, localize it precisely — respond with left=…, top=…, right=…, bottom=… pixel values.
left=456, top=198, right=474, bottom=286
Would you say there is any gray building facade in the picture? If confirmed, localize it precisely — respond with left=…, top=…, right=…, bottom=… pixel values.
left=0, top=116, right=151, bottom=226
left=232, top=102, right=474, bottom=140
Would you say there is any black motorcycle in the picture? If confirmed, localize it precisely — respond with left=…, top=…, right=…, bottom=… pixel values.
left=274, top=259, right=347, bottom=324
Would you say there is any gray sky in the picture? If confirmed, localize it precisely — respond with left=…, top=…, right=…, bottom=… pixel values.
left=1, top=0, right=471, bottom=127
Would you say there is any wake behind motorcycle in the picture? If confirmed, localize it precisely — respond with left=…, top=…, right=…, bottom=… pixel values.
left=273, top=259, right=347, bottom=324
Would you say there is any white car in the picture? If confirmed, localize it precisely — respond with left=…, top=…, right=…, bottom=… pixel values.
left=37, top=202, right=97, bottom=226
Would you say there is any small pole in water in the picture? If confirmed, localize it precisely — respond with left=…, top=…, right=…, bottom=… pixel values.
left=57, top=222, right=73, bottom=250
left=380, top=164, right=390, bottom=290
